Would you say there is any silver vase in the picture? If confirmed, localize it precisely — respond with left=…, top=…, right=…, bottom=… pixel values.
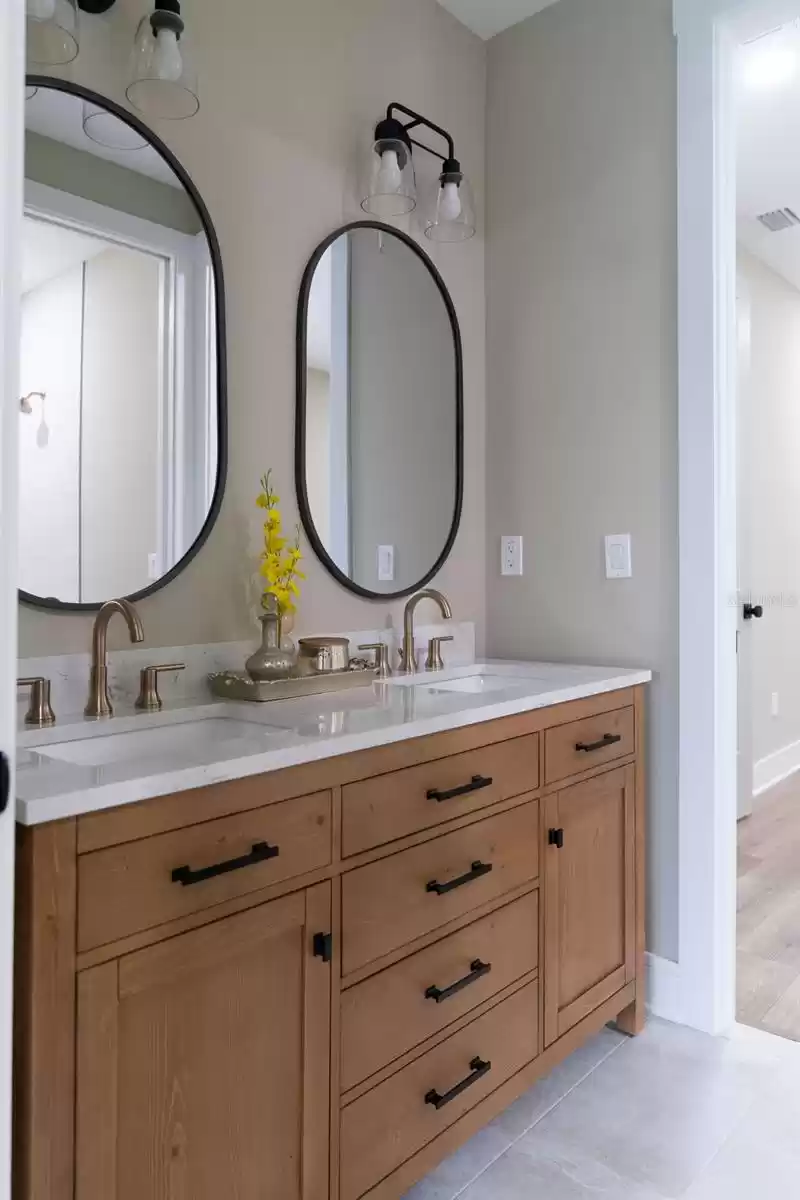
left=246, top=600, right=296, bottom=681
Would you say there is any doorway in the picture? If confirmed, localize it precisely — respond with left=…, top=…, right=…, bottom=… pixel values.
left=734, top=21, right=800, bottom=1037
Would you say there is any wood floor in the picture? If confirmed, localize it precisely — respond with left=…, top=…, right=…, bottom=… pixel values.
left=738, top=773, right=800, bottom=1040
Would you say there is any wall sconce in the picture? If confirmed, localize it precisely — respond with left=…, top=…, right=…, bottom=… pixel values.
left=25, top=0, right=116, bottom=66
left=362, top=103, right=476, bottom=243
left=126, top=0, right=199, bottom=120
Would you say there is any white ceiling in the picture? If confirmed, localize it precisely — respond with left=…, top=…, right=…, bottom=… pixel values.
left=436, top=0, right=559, bottom=40
left=737, top=22, right=800, bottom=291
left=25, top=86, right=180, bottom=189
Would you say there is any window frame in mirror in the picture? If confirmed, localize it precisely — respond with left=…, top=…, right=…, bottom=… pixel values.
left=295, top=220, right=464, bottom=601
left=20, top=76, right=228, bottom=613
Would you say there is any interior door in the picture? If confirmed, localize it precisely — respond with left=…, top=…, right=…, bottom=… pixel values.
left=75, top=885, right=331, bottom=1200
left=0, top=5, right=24, bottom=1198
left=543, top=766, right=636, bottom=1046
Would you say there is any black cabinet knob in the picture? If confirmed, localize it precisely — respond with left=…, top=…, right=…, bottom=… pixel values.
left=743, top=604, right=764, bottom=620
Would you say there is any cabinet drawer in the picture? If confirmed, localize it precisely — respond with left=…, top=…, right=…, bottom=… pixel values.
left=342, top=733, right=539, bottom=857
left=341, top=890, right=538, bottom=1092
left=341, top=801, right=539, bottom=976
left=340, top=979, right=539, bottom=1200
left=77, top=790, right=332, bottom=951
left=545, top=707, right=634, bottom=784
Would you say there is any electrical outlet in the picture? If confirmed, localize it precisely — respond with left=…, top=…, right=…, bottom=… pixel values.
left=501, top=536, right=523, bottom=577
left=377, top=545, right=395, bottom=582
left=147, top=552, right=160, bottom=581
left=772, top=692, right=780, bottom=717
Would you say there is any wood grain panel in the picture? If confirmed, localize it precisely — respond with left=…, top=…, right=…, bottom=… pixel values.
left=341, top=891, right=538, bottom=1091
left=340, top=980, right=539, bottom=1200
left=342, top=801, right=539, bottom=976
left=13, top=820, right=77, bottom=1200
left=341, top=734, right=539, bottom=856
left=544, top=706, right=634, bottom=784
left=77, top=790, right=331, bottom=951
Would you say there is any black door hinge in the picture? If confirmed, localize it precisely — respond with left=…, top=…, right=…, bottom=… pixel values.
left=313, top=932, right=333, bottom=963
left=548, top=828, right=564, bottom=850
left=0, top=753, right=9, bottom=816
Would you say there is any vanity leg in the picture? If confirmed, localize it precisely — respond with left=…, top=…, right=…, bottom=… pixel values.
left=615, top=992, right=645, bottom=1037
left=616, top=685, right=647, bottom=1038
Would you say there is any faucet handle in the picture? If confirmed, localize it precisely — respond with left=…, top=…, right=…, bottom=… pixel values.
left=358, top=643, right=393, bottom=680
left=135, top=663, right=186, bottom=712
left=425, top=636, right=454, bottom=673
left=17, top=677, right=56, bottom=728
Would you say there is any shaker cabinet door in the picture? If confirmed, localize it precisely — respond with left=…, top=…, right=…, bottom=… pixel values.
left=543, top=766, right=635, bottom=1046
left=75, top=885, right=331, bottom=1200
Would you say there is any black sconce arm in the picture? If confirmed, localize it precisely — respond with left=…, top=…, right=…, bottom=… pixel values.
left=387, top=102, right=456, bottom=164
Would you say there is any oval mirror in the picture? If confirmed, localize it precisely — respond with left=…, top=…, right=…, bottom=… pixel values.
left=20, top=78, right=227, bottom=611
left=296, top=221, right=463, bottom=599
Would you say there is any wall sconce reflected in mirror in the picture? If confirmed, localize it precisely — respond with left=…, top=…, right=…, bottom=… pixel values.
left=82, top=100, right=148, bottom=150
left=362, top=103, right=476, bottom=243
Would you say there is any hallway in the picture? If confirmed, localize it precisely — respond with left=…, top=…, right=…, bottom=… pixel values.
left=737, top=775, right=800, bottom=1040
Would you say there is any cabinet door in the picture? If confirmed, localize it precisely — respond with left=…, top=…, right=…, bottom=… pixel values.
left=543, top=766, right=635, bottom=1046
left=75, top=884, right=331, bottom=1200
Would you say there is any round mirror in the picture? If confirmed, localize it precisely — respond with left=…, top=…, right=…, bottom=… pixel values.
left=296, top=222, right=463, bottom=599
left=20, top=78, right=227, bottom=610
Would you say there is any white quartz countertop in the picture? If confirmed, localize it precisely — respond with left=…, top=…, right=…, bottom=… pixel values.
left=15, top=661, right=651, bottom=826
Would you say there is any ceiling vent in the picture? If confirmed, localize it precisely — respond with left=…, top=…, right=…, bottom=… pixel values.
left=757, top=208, right=800, bottom=233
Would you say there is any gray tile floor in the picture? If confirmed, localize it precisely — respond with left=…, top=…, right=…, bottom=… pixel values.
left=404, top=1018, right=800, bottom=1199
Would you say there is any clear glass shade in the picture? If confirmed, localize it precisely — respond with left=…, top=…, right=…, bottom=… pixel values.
left=126, top=13, right=199, bottom=120
left=425, top=172, right=476, bottom=243
left=361, top=138, right=417, bottom=218
left=26, top=0, right=79, bottom=66
left=82, top=101, right=148, bottom=150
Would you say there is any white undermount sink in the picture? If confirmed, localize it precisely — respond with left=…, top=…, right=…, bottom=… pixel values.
left=37, top=716, right=280, bottom=768
left=423, top=673, right=546, bottom=695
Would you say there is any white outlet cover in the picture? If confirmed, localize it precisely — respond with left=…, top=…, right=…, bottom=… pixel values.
left=605, top=534, right=632, bottom=580
left=501, top=536, right=524, bottom=577
left=378, top=544, right=395, bottom=582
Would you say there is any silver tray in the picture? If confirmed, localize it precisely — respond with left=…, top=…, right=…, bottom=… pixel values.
left=208, top=665, right=378, bottom=703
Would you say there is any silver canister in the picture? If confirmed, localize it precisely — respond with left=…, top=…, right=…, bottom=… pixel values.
left=297, top=636, right=350, bottom=675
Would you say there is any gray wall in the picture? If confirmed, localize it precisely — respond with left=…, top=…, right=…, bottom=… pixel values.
left=21, top=0, right=486, bottom=655
left=25, top=132, right=203, bottom=236
left=738, top=249, right=800, bottom=770
left=486, top=0, right=679, bottom=960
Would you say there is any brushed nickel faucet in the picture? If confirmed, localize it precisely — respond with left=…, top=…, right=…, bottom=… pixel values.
left=400, top=589, right=453, bottom=674
left=85, top=599, right=145, bottom=718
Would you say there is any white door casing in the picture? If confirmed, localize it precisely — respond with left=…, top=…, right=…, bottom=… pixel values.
left=0, top=0, right=25, bottom=1195
left=672, top=0, right=800, bottom=1034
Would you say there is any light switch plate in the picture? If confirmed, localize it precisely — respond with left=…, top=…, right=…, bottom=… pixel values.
left=605, top=534, right=632, bottom=579
left=501, top=536, right=523, bottom=577
left=378, top=545, right=395, bottom=582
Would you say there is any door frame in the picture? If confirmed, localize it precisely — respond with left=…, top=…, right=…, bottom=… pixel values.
left=671, top=0, right=800, bottom=1034
left=0, top=0, right=25, bottom=1194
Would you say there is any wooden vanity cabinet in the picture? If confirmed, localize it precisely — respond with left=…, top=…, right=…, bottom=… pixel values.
left=13, top=686, right=646, bottom=1200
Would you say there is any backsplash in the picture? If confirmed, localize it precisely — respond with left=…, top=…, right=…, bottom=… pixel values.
left=17, top=621, right=476, bottom=725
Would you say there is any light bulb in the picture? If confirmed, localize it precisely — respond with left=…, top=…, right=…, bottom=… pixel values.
left=152, top=27, right=183, bottom=82
left=27, top=0, right=56, bottom=20
left=439, top=181, right=462, bottom=222
left=377, top=149, right=402, bottom=194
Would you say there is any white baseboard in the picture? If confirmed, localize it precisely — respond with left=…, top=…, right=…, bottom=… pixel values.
left=646, top=953, right=686, bottom=1025
left=753, top=738, right=800, bottom=797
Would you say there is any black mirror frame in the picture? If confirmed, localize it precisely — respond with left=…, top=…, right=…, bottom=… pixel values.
left=20, top=76, right=228, bottom=613
left=295, top=220, right=464, bottom=602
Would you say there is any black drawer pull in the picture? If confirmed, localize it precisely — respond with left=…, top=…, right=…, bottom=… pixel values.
left=425, top=960, right=492, bottom=1004
left=549, top=828, right=564, bottom=850
left=575, top=733, right=622, bottom=754
left=171, top=841, right=279, bottom=886
left=425, top=1057, right=492, bottom=1110
left=426, top=861, right=492, bottom=896
left=427, top=775, right=493, bottom=803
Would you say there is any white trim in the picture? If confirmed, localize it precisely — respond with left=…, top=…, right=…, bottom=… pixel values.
left=646, top=953, right=687, bottom=1027
left=0, top=1, right=24, bottom=1193
left=674, top=0, right=800, bottom=1035
left=753, top=738, right=800, bottom=795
